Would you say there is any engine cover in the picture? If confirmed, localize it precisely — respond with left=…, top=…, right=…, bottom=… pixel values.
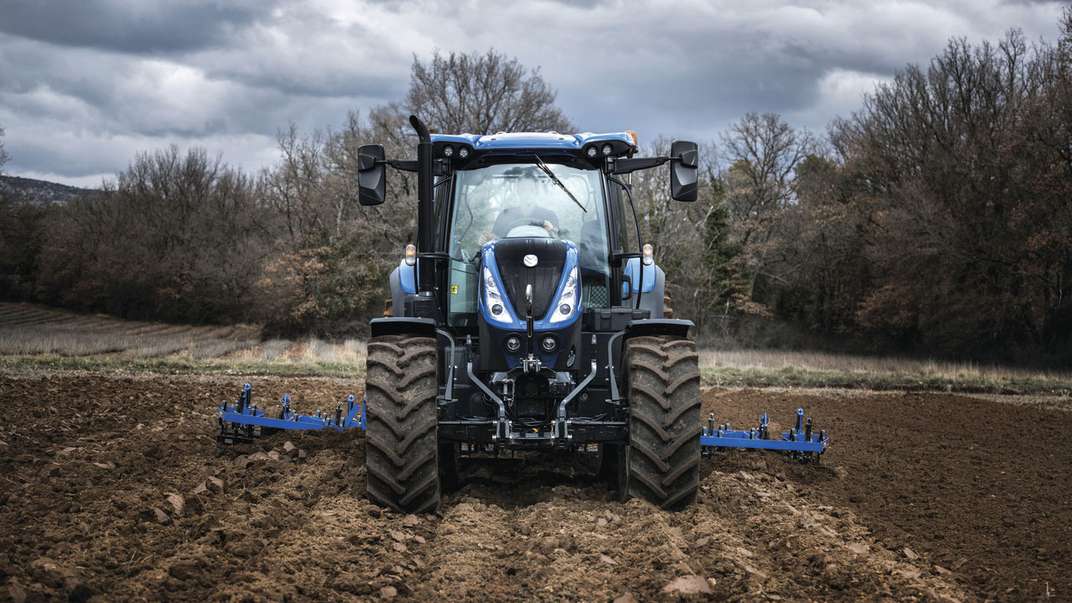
left=477, top=237, right=582, bottom=372
left=493, top=237, right=567, bottom=319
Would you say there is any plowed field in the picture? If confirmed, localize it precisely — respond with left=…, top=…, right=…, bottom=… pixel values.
left=1, top=374, right=1069, bottom=602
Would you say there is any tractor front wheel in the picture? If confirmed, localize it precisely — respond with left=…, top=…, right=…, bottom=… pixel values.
left=364, top=335, right=440, bottom=513
left=625, top=335, right=701, bottom=509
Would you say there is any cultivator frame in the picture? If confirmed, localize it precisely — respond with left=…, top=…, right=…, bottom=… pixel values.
left=216, top=384, right=364, bottom=445
left=216, top=385, right=828, bottom=460
left=700, top=407, right=829, bottom=462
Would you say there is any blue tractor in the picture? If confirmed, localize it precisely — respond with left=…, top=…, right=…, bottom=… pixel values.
left=357, top=116, right=703, bottom=513
left=217, top=116, right=829, bottom=513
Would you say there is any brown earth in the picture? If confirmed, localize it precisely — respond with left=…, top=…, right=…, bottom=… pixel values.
left=0, top=374, right=1066, bottom=602
left=705, top=389, right=1072, bottom=602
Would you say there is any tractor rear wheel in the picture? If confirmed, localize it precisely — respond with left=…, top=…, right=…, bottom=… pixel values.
left=625, top=335, right=701, bottom=509
left=364, top=335, right=440, bottom=513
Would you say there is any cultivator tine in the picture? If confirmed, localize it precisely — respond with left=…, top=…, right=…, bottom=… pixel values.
left=279, top=393, right=291, bottom=419
left=217, top=384, right=365, bottom=446
left=698, top=405, right=829, bottom=461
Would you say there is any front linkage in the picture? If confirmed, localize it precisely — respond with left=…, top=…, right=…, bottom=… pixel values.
left=216, top=384, right=828, bottom=460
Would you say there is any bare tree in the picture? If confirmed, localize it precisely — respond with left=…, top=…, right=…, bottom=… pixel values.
left=720, top=113, right=815, bottom=302
left=406, top=49, right=573, bottom=134
left=0, top=125, right=9, bottom=174
left=36, top=147, right=267, bottom=323
left=722, top=113, right=814, bottom=237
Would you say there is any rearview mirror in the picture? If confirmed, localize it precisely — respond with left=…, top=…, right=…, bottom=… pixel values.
left=669, top=140, right=698, bottom=202
left=357, top=144, right=386, bottom=206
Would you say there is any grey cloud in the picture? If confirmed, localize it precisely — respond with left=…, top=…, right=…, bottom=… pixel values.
left=0, top=0, right=273, bottom=53
left=0, top=0, right=1064, bottom=185
left=190, top=7, right=409, bottom=99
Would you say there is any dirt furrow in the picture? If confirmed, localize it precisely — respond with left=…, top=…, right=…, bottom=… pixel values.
left=412, top=494, right=527, bottom=600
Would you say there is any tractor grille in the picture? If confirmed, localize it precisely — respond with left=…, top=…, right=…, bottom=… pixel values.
left=583, top=283, right=610, bottom=308
left=493, top=238, right=567, bottom=320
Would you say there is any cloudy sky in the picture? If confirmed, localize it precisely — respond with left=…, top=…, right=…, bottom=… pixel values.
left=0, top=0, right=1064, bottom=187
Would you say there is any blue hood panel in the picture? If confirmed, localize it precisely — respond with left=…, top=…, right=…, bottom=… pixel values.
left=478, top=239, right=581, bottom=330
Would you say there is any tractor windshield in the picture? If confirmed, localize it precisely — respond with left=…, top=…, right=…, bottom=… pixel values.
left=447, top=162, right=611, bottom=325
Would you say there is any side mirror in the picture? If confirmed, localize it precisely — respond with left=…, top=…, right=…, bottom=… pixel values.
left=357, top=144, right=386, bottom=206
left=669, top=140, right=698, bottom=202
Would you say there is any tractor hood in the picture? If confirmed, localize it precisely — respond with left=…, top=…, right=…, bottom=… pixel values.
left=478, top=238, right=581, bottom=329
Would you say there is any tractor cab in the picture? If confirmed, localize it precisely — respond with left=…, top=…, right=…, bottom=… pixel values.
left=444, top=159, right=606, bottom=330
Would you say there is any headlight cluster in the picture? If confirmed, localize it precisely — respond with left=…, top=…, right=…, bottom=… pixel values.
left=585, top=143, right=620, bottom=159
left=440, top=145, right=470, bottom=160
left=483, top=267, right=511, bottom=321
left=549, top=267, right=579, bottom=323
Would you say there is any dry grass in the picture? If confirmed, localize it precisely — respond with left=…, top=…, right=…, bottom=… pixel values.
left=701, top=348, right=1072, bottom=381
left=0, top=303, right=364, bottom=377
left=700, top=349, right=1072, bottom=394
left=2, top=302, right=1069, bottom=393
left=226, top=337, right=366, bottom=365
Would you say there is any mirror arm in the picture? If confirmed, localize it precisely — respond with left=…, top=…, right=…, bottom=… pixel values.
left=609, top=156, right=669, bottom=175
left=609, top=152, right=695, bottom=175
left=386, top=159, right=419, bottom=173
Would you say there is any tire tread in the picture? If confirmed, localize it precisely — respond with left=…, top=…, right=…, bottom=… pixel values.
left=626, top=335, right=700, bottom=510
left=364, top=335, right=440, bottom=513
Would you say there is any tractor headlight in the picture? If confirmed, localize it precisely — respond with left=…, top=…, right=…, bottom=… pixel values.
left=505, top=335, right=522, bottom=353
left=540, top=336, right=557, bottom=352
left=586, top=146, right=598, bottom=159
left=483, top=267, right=512, bottom=322
left=602, top=144, right=613, bottom=156
left=549, top=267, right=578, bottom=323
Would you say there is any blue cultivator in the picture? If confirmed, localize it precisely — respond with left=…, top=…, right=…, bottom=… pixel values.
left=700, top=407, right=829, bottom=462
left=217, top=384, right=828, bottom=462
left=217, top=383, right=365, bottom=445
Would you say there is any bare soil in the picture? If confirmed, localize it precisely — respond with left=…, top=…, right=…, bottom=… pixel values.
left=0, top=374, right=1066, bottom=601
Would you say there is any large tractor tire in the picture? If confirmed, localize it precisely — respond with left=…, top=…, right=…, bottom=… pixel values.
left=625, top=335, right=701, bottom=509
left=364, top=335, right=440, bottom=513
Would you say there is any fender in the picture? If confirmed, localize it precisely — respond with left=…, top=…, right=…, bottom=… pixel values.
left=622, top=258, right=667, bottom=318
left=370, top=317, right=437, bottom=339
left=388, top=261, right=417, bottom=317
left=623, top=318, right=693, bottom=341
left=606, top=318, right=695, bottom=405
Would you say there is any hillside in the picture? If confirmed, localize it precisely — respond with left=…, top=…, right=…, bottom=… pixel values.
left=0, top=174, right=96, bottom=204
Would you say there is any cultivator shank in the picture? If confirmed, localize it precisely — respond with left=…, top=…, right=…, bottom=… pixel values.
left=217, top=383, right=365, bottom=445
left=700, top=407, right=828, bottom=462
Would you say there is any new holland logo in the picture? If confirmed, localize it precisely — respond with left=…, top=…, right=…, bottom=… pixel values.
left=523, top=254, right=539, bottom=268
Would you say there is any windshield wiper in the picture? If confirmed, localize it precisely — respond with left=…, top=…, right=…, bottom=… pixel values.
left=534, top=155, right=586, bottom=213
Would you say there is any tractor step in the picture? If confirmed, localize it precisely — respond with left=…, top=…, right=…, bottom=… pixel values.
left=217, top=383, right=365, bottom=445
left=700, top=407, right=829, bottom=462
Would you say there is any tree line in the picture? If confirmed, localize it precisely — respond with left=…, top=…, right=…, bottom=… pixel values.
left=1, top=12, right=1070, bottom=361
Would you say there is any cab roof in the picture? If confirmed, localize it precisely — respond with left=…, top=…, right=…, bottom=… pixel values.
left=431, top=131, right=635, bottom=151
left=428, top=131, right=637, bottom=168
